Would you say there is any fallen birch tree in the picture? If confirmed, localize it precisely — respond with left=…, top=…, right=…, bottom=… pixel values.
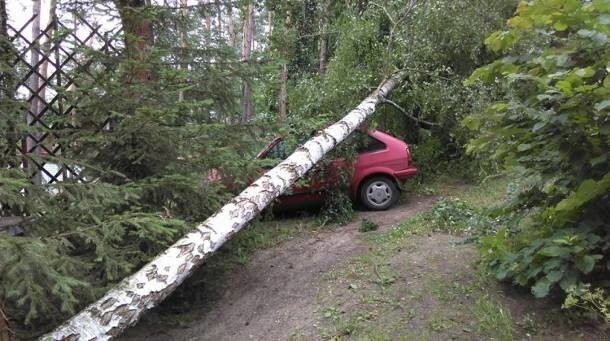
left=42, top=72, right=405, bottom=341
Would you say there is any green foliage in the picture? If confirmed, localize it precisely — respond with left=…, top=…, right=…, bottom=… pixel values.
left=359, top=218, right=378, bottom=233
left=473, top=295, right=516, bottom=341
left=563, top=284, right=610, bottom=323
left=0, top=2, right=259, bottom=336
left=431, top=197, right=477, bottom=235
left=467, top=0, right=610, bottom=302
left=279, top=0, right=515, bottom=180
left=430, top=197, right=504, bottom=240
left=316, top=184, right=355, bottom=227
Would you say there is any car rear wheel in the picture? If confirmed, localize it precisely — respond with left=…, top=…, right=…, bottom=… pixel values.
left=359, top=176, right=398, bottom=211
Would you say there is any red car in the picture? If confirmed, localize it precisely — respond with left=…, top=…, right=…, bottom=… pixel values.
left=257, top=129, right=417, bottom=211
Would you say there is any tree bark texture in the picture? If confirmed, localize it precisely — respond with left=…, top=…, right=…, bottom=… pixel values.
left=215, top=0, right=223, bottom=39
left=26, top=0, right=42, bottom=184
left=278, top=12, right=291, bottom=120
left=240, top=1, right=254, bottom=122
left=37, top=0, right=58, bottom=115
left=227, top=4, right=235, bottom=47
left=318, top=0, right=330, bottom=74
left=178, top=0, right=188, bottom=102
left=115, top=0, right=155, bottom=82
left=205, top=0, right=212, bottom=41
left=278, top=63, right=288, bottom=120
left=42, top=72, right=405, bottom=341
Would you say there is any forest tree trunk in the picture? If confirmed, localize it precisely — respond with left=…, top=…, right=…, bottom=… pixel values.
left=318, top=0, right=330, bottom=74
left=215, top=0, right=223, bottom=39
left=240, top=1, right=254, bottom=122
left=25, top=0, right=42, bottom=184
left=37, top=0, right=58, bottom=114
left=42, top=72, right=405, bottom=341
left=115, top=0, right=155, bottom=82
left=178, top=0, right=188, bottom=102
left=278, top=12, right=291, bottom=120
left=278, top=63, right=288, bottom=120
left=227, top=4, right=235, bottom=47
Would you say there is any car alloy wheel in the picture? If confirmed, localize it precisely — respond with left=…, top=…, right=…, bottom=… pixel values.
left=360, top=176, right=398, bottom=210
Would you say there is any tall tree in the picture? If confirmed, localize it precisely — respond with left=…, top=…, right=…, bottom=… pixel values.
left=318, top=0, right=330, bottom=74
left=26, top=0, right=42, bottom=184
left=240, top=0, right=254, bottom=121
left=227, top=3, right=235, bottom=46
left=37, top=0, right=58, bottom=115
left=178, top=0, right=188, bottom=102
left=215, top=0, right=223, bottom=39
left=278, top=12, right=290, bottom=120
left=114, top=0, right=155, bottom=82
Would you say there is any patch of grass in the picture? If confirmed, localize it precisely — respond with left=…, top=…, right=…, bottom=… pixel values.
left=473, top=295, right=516, bottom=341
left=288, top=328, right=307, bottom=341
left=359, top=218, right=379, bottom=232
left=373, top=214, right=433, bottom=249
left=453, top=176, right=510, bottom=208
left=314, top=178, right=518, bottom=340
left=426, top=310, right=453, bottom=332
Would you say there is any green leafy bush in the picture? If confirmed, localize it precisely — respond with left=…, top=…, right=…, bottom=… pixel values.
left=430, top=197, right=502, bottom=239
left=563, top=284, right=610, bottom=323
left=466, top=0, right=610, bottom=303
left=431, top=197, right=475, bottom=234
left=359, top=218, right=379, bottom=232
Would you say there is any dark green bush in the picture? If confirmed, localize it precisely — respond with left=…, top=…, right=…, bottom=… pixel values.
left=466, top=0, right=610, bottom=314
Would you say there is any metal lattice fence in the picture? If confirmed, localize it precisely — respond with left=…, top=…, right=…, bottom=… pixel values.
left=8, top=14, right=121, bottom=184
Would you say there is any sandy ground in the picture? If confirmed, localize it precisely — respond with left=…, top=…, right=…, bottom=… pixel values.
left=123, top=196, right=437, bottom=341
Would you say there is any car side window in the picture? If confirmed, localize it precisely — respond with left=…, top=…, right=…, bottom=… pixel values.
left=357, top=135, right=386, bottom=154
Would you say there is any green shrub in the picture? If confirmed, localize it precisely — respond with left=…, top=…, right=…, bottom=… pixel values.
left=563, top=284, right=610, bottom=324
left=317, top=188, right=355, bottom=227
left=430, top=197, right=474, bottom=234
left=466, top=0, right=610, bottom=302
left=359, top=218, right=379, bottom=232
left=430, top=197, right=502, bottom=240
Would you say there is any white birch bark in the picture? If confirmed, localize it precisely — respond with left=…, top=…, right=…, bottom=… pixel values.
left=41, top=72, right=405, bottom=341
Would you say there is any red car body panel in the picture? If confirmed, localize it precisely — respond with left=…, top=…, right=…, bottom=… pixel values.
left=257, top=129, right=417, bottom=208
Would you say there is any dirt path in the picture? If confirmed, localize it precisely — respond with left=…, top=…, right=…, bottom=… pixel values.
left=123, top=196, right=437, bottom=341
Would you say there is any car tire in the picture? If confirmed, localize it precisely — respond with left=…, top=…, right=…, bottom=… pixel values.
left=359, top=176, right=398, bottom=211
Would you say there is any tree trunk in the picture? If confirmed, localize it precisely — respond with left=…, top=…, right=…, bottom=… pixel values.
left=278, top=63, right=288, bottom=120
left=115, top=0, right=155, bottom=82
left=26, top=0, right=42, bottom=184
left=215, top=0, right=222, bottom=40
left=178, top=0, right=187, bottom=102
left=227, top=4, right=235, bottom=47
left=240, top=1, right=254, bottom=122
left=37, top=0, right=58, bottom=114
left=267, top=9, right=273, bottom=38
left=42, top=72, right=405, bottom=341
left=205, top=0, right=212, bottom=41
left=318, top=0, right=330, bottom=74
left=278, top=12, right=291, bottom=120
